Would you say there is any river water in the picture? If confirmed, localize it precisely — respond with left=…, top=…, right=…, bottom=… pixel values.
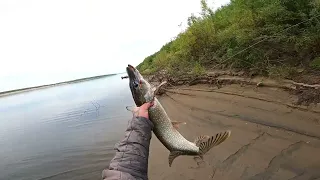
left=0, top=74, right=134, bottom=180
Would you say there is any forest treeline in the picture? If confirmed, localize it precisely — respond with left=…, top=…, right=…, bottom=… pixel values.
left=137, top=0, right=320, bottom=78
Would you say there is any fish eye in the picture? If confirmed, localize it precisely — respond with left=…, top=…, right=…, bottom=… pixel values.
left=133, top=81, right=139, bottom=88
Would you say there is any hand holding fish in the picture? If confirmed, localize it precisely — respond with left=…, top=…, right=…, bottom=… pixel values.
left=133, top=101, right=154, bottom=119
left=103, top=64, right=231, bottom=180
left=124, top=64, right=231, bottom=167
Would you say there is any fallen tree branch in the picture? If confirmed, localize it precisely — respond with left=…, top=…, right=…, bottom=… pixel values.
left=286, top=80, right=320, bottom=89
left=162, top=73, right=320, bottom=90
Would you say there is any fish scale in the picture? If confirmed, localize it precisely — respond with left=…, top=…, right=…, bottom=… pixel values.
left=125, top=64, right=231, bottom=167
left=149, top=98, right=199, bottom=153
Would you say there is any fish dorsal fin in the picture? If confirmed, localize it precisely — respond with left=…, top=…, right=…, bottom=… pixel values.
left=194, top=135, right=210, bottom=146
left=171, top=121, right=186, bottom=129
left=168, top=151, right=184, bottom=167
left=199, top=130, right=231, bottom=155
left=152, top=81, right=167, bottom=96
left=151, top=87, right=156, bottom=93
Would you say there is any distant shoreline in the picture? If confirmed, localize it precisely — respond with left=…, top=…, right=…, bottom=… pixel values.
left=0, top=73, right=119, bottom=98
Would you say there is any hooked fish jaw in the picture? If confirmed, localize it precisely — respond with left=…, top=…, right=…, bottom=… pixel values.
left=126, top=64, right=153, bottom=106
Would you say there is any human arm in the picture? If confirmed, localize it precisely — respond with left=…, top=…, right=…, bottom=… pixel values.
left=102, top=102, right=154, bottom=180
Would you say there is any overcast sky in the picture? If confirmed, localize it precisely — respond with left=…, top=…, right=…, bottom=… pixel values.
left=0, top=0, right=230, bottom=91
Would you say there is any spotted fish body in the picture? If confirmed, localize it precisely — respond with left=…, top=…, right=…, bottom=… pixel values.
left=149, top=98, right=199, bottom=155
left=125, top=64, right=231, bottom=166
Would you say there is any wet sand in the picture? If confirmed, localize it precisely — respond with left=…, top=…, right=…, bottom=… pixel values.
left=148, top=84, right=320, bottom=180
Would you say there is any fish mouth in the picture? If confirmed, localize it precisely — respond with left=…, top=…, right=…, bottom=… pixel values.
left=126, top=64, right=141, bottom=90
left=126, top=64, right=139, bottom=81
left=126, top=64, right=143, bottom=106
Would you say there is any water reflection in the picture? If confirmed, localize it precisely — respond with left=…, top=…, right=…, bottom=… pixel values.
left=0, top=74, right=134, bottom=180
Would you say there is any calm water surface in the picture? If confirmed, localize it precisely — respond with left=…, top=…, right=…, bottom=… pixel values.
left=0, top=74, right=134, bottom=180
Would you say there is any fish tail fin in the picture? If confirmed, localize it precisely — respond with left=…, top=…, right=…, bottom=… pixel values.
left=198, top=130, right=231, bottom=155
left=168, top=131, right=231, bottom=167
left=168, top=151, right=184, bottom=167
left=194, top=135, right=210, bottom=146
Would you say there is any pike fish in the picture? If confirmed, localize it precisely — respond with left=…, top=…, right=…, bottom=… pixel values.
left=125, top=64, right=231, bottom=167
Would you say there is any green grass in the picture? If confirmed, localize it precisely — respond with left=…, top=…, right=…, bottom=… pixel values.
left=310, top=57, right=320, bottom=69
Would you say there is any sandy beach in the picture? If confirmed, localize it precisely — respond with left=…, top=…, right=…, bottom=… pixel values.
left=148, top=83, right=320, bottom=180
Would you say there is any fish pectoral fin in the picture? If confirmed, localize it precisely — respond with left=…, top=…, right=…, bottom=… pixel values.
left=171, top=121, right=187, bottom=129
left=126, top=106, right=139, bottom=116
left=194, top=135, right=210, bottom=146
left=126, top=105, right=137, bottom=112
left=169, top=151, right=184, bottom=167
left=199, top=130, right=231, bottom=155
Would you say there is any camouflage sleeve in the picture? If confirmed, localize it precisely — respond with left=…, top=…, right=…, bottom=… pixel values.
left=102, top=116, right=154, bottom=180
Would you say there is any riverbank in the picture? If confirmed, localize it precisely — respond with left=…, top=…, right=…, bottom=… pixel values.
left=0, top=73, right=117, bottom=98
left=146, top=68, right=320, bottom=109
left=148, top=82, right=320, bottom=179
